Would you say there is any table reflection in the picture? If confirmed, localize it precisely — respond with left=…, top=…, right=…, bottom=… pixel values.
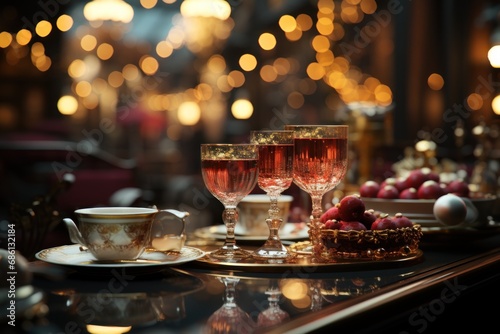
left=28, top=261, right=424, bottom=333
left=204, top=276, right=256, bottom=334
left=30, top=269, right=204, bottom=333
left=188, top=271, right=389, bottom=333
left=256, top=281, right=290, bottom=329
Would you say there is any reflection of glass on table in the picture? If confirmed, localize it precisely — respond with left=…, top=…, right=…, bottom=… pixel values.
left=204, top=276, right=256, bottom=334
left=256, top=280, right=290, bottom=329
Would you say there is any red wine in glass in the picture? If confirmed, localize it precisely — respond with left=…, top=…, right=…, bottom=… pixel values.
left=284, top=125, right=348, bottom=249
left=250, top=130, right=294, bottom=261
left=257, top=144, right=294, bottom=194
left=201, top=144, right=259, bottom=261
left=202, top=159, right=259, bottom=205
left=292, top=137, right=348, bottom=195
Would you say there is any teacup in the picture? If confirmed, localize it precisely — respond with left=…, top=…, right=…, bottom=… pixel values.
left=238, top=194, right=293, bottom=235
left=63, top=207, right=188, bottom=261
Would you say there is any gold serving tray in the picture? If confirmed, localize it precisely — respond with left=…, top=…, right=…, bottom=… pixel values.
left=192, top=248, right=423, bottom=273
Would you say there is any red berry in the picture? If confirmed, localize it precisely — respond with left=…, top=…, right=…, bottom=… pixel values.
left=338, top=195, right=366, bottom=221
left=359, top=209, right=377, bottom=229
left=377, top=185, right=399, bottom=199
left=427, top=170, right=440, bottom=183
left=394, top=177, right=408, bottom=192
left=399, top=187, right=418, bottom=199
left=359, top=180, right=380, bottom=198
left=320, top=205, right=340, bottom=223
left=406, top=168, right=436, bottom=189
left=371, top=215, right=396, bottom=230
left=380, top=177, right=397, bottom=189
left=445, top=179, right=470, bottom=198
left=339, top=221, right=367, bottom=231
left=417, top=180, right=445, bottom=199
left=324, top=219, right=342, bottom=229
left=392, top=213, right=413, bottom=228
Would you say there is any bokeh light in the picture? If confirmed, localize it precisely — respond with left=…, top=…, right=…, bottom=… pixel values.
left=231, top=99, right=253, bottom=119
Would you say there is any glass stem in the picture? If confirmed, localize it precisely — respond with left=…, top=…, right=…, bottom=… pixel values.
left=310, top=194, right=323, bottom=246
left=267, top=193, right=281, bottom=240
left=222, top=206, right=238, bottom=249
left=223, top=277, right=239, bottom=307
left=310, top=194, right=323, bottom=221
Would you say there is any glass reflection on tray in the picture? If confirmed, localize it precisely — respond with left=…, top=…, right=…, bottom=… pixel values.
left=204, top=276, right=256, bottom=334
left=35, top=266, right=416, bottom=333
left=319, top=277, right=382, bottom=298
left=196, top=272, right=394, bottom=333
left=36, top=269, right=204, bottom=332
left=256, top=282, right=290, bottom=329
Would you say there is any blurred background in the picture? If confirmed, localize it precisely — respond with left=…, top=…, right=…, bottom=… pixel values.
left=0, top=0, right=499, bottom=255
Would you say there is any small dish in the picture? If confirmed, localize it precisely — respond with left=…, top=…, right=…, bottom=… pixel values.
left=315, top=224, right=423, bottom=260
left=35, top=244, right=205, bottom=269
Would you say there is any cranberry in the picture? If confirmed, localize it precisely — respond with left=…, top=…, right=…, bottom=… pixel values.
left=359, top=209, right=377, bottom=229
left=359, top=180, right=380, bottom=198
left=338, top=195, right=366, bottom=221
left=392, top=213, right=413, bottom=228
left=380, top=177, right=397, bottom=189
left=394, top=177, right=408, bottom=192
left=406, top=168, right=436, bottom=189
left=324, top=219, right=342, bottom=229
left=445, top=179, right=470, bottom=198
left=320, top=205, right=341, bottom=223
left=339, top=221, right=367, bottom=231
left=377, top=185, right=399, bottom=199
left=427, top=169, right=440, bottom=183
left=399, top=187, right=418, bottom=199
left=371, top=215, right=396, bottom=230
left=417, top=180, right=445, bottom=199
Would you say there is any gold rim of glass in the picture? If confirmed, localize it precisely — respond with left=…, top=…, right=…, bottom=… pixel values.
left=283, top=125, right=348, bottom=138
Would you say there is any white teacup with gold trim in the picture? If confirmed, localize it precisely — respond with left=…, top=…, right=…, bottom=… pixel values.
left=63, top=207, right=188, bottom=261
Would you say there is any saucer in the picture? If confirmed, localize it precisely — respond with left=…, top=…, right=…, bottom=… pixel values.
left=194, top=223, right=308, bottom=241
left=35, top=244, right=205, bottom=269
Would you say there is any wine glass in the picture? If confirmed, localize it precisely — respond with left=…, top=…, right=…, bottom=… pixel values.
left=250, top=130, right=294, bottom=260
left=283, top=125, right=349, bottom=248
left=204, top=276, right=256, bottom=334
left=201, top=144, right=259, bottom=261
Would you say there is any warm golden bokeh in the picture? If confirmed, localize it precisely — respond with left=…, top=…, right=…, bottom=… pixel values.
left=428, top=73, right=444, bottom=91
left=239, top=54, right=257, bottom=71
left=81, top=34, right=97, bottom=52
left=96, top=43, right=114, bottom=60
left=258, top=33, right=277, bottom=51
left=35, top=21, right=52, bottom=38
left=16, top=29, right=32, bottom=46
left=0, top=0, right=400, bottom=127
left=231, top=99, right=253, bottom=119
left=57, top=15, right=74, bottom=32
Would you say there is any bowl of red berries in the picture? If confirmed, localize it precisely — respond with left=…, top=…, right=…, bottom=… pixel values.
left=358, top=167, right=496, bottom=228
left=314, top=195, right=422, bottom=260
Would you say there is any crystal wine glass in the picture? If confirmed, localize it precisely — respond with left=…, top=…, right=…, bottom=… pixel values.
left=250, top=130, right=294, bottom=260
left=283, top=125, right=349, bottom=248
left=204, top=276, right=256, bottom=334
left=201, top=143, right=259, bottom=261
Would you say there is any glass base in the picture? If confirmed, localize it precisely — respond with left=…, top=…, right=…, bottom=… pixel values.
left=208, top=246, right=252, bottom=262
left=252, top=241, right=290, bottom=261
